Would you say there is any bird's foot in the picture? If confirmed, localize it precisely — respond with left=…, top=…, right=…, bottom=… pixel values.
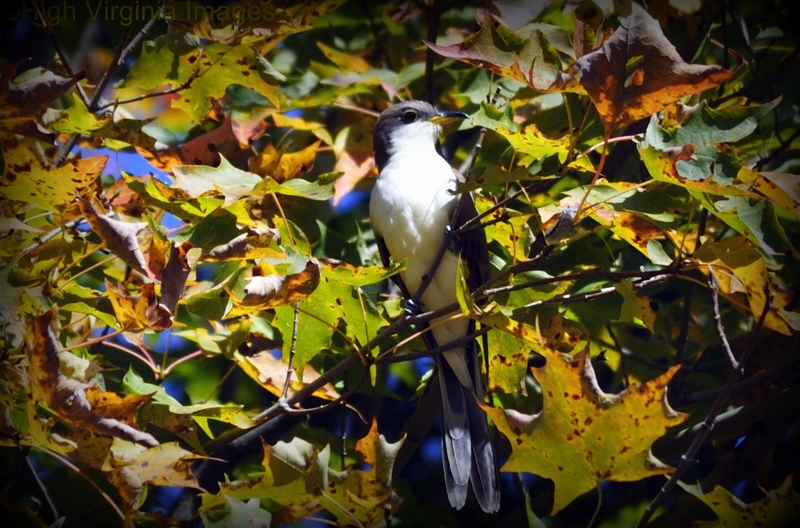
left=403, top=298, right=423, bottom=317
left=444, top=224, right=460, bottom=245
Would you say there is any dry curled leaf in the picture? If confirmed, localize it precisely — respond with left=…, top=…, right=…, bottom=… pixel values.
left=28, top=310, right=158, bottom=448
left=78, top=196, right=155, bottom=279
left=106, top=280, right=173, bottom=332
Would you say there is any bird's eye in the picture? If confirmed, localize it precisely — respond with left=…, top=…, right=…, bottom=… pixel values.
left=401, top=110, right=418, bottom=123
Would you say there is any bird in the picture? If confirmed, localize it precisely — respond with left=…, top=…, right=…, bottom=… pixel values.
left=369, top=100, right=500, bottom=513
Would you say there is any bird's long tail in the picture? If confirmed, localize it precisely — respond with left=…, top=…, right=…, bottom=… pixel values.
left=437, top=353, right=500, bottom=513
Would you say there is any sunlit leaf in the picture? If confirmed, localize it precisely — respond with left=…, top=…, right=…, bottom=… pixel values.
left=106, top=280, right=173, bottom=332
left=103, top=440, right=202, bottom=504
left=233, top=350, right=340, bottom=401
left=123, top=37, right=281, bottom=122
left=484, top=348, right=687, bottom=514
left=695, top=237, right=800, bottom=335
left=0, top=134, right=106, bottom=213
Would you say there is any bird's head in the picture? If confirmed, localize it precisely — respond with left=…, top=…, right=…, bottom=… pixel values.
left=373, top=100, right=468, bottom=172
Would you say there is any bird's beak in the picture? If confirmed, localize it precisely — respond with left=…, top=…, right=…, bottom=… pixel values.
left=430, top=110, right=469, bottom=126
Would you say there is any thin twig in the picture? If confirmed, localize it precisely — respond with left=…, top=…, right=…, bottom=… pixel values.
left=281, top=302, right=301, bottom=400
left=33, top=0, right=90, bottom=107
left=637, top=282, right=772, bottom=526
left=34, top=446, right=125, bottom=520
left=25, top=452, right=59, bottom=522
left=709, top=267, right=740, bottom=371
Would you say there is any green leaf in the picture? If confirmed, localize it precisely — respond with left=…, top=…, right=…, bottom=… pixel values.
left=123, top=35, right=280, bottom=122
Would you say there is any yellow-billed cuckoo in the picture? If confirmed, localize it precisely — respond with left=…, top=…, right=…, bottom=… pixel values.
left=370, top=100, right=500, bottom=512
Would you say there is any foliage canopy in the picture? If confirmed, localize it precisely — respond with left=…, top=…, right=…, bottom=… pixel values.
left=1, top=0, right=799, bottom=526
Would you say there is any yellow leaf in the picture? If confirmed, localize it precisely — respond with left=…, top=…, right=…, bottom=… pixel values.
left=0, top=134, right=106, bottom=212
left=484, top=347, right=687, bottom=514
left=233, top=350, right=340, bottom=401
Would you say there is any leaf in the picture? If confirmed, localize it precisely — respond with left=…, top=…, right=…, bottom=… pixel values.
left=426, top=16, right=569, bottom=92
left=0, top=134, right=107, bottom=212
left=695, top=237, right=799, bottom=335
left=78, top=196, right=155, bottom=279
left=203, top=227, right=284, bottom=262
left=483, top=347, right=688, bottom=514
left=572, top=10, right=733, bottom=131
left=201, top=435, right=400, bottom=527
left=233, top=350, right=340, bottom=401
left=52, top=93, right=112, bottom=134
left=160, top=241, right=193, bottom=313
left=492, top=124, right=596, bottom=172
left=103, top=440, right=202, bottom=504
left=122, top=37, right=280, bottom=122
left=614, top=282, right=656, bottom=332
left=27, top=310, right=159, bottom=448
left=678, top=476, right=800, bottom=527
left=317, top=41, right=370, bottom=73
left=0, top=64, right=85, bottom=126
left=273, top=260, right=389, bottom=373
left=638, top=100, right=796, bottom=257
left=356, top=418, right=405, bottom=485
left=249, top=140, right=320, bottom=183
left=226, top=259, right=321, bottom=317
left=201, top=496, right=272, bottom=528
left=172, top=155, right=262, bottom=204
left=136, top=116, right=250, bottom=171
left=106, top=280, right=173, bottom=332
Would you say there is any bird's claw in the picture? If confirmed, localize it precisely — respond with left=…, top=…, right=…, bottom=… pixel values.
left=444, top=224, right=460, bottom=245
left=403, top=298, right=422, bottom=317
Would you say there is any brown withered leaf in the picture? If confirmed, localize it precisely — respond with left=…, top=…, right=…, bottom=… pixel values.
left=78, top=196, right=155, bottom=279
left=161, top=241, right=194, bottom=313
left=425, top=16, right=569, bottom=92
left=572, top=10, right=734, bottom=131
left=28, top=310, right=158, bottom=448
left=203, top=227, right=284, bottom=262
left=106, top=280, right=173, bottom=332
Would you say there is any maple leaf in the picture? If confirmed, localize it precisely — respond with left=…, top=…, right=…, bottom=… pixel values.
left=106, top=280, right=173, bottom=332
left=678, top=476, right=800, bottom=527
left=0, top=63, right=85, bottom=130
left=483, top=347, right=688, bottom=514
left=122, top=38, right=281, bottom=122
left=695, top=237, right=800, bottom=335
left=572, top=10, right=733, bottom=131
left=426, top=15, right=570, bottom=92
left=233, top=349, right=340, bottom=401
